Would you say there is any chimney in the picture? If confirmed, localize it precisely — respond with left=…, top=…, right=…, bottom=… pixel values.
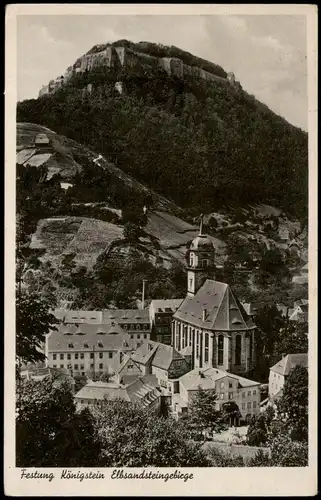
left=202, top=309, right=207, bottom=322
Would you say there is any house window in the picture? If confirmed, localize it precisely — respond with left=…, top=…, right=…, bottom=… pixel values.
left=60, top=354, right=64, bottom=360
left=90, top=353, right=94, bottom=359
left=67, top=354, right=71, bottom=360
left=80, top=353, right=84, bottom=359
left=74, top=364, right=78, bottom=370
left=90, top=364, right=94, bottom=369
left=248, top=391, right=251, bottom=396
left=60, top=364, right=64, bottom=369
left=235, top=335, right=242, bottom=366
left=253, top=390, right=256, bottom=395
left=229, top=382, right=233, bottom=388
left=247, top=402, right=252, bottom=409
left=242, top=403, right=245, bottom=410
left=253, top=402, right=257, bottom=409
left=218, top=335, right=224, bottom=365
left=220, top=393, right=224, bottom=400
left=189, top=254, right=194, bottom=266
left=53, top=354, right=57, bottom=360
left=220, top=382, right=224, bottom=389
left=137, top=334, right=140, bottom=339
left=80, top=364, right=84, bottom=370
left=202, top=259, right=208, bottom=268
left=242, top=392, right=245, bottom=398
left=81, top=372, right=85, bottom=376
left=68, top=343, right=74, bottom=348
left=53, top=364, right=57, bottom=368
left=109, top=353, right=113, bottom=359
left=130, top=335, right=133, bottom=339
left=99, top=364, right=103, bottom=369
left=99, top=352, right=103, bottom=359
left=75, top=353, right=79, bottom=360
left=228, top=392, right=233, bottom=400
left=144, top=334, right=147, bottom=339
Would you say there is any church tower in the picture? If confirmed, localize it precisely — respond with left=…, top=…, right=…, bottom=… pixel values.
left=186, top=215, right=215, bottom=296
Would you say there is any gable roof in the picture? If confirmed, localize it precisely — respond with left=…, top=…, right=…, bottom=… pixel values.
left=179, top=367, right=260, bottom=391
left=173, top=280, right=256, bottom=331
left=150, top=299, right=184, bottom=313
left=74, top=374, right=161, bottom=407
left=47, top=326, right=133, bottom=352
left=53, top=309, right=103, bottom=324
left=270, top=353, right=308, bottom=376
left=102, top=309, right=150, bottom=324
left=131, top=341, right=186, bottom=370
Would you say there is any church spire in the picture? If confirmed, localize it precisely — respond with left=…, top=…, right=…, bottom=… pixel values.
left=198, top=214, right=204, bottom=236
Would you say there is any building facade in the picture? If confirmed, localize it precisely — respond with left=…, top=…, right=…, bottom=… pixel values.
left=45, top=323, right=134, bottom=378
left=149, top=299, right=184, bottom=345
left=171, top=367, right=261, bottom=423
left=268, top=353, right=308, bottom=398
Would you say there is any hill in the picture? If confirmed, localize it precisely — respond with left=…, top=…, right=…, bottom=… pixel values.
left=17, top=122, right=307, bottom=311
left=17, top=39, right=308, bottom=221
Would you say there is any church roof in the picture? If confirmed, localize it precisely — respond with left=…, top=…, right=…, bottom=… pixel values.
left=190, top=234, right=214, bottom=251
left=173, top=280, right=256, bottom=331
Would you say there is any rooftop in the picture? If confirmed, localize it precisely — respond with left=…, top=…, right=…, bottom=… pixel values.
left=131, top=340, right=187, bottom=371
left=150, top=298, right=184, bottom=313
left=270, top=353, right=308, bottom=376
left=74, top=374, right=161, bottom=407
left=174, top=280, right=256, bottom=331
left=179, top=367, right=261, bottom=391
left=47, top=325, right=133, bottom=352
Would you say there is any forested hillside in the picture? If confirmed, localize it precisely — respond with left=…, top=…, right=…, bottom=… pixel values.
left=17, top=43, right=308, bottom=220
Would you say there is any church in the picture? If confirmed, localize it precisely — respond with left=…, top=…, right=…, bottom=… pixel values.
left=172, top=217, right=257, bottom=376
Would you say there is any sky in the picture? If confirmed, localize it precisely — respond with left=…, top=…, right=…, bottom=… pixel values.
left=17, top=14, right=307, bottom=131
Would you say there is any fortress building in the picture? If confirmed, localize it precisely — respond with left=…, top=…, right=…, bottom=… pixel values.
left=38, top=44, right=242, bottom=98
left=172, top=216, right=256, bottom=376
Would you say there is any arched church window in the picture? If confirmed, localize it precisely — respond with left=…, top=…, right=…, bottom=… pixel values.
left=249, top=333, right=253, bottom=363
left=202, top=259, right=209, bottom=268
left=218, top=335, right=224, bottom=365
left=205, top=333, right=209, bottom=363
left=235, top=335, right=242, bottom=366
left=189, top=253, right=194, bottom=266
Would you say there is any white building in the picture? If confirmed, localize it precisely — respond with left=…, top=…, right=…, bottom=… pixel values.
left=268, top=353, right=308, bottom=398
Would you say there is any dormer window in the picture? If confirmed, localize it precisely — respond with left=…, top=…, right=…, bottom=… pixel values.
left=68, top=343, right=74, bottom=348
left=84, top=342, right=89, bottom=348
left=98, top=341, right=103, bottom=348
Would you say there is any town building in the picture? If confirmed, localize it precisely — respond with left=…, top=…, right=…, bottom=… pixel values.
left=131, top=340, right=190, bottom=393
left=172, top=217, right=257, bottom=376
left=74, top=374, right=163, bottom=413
left=45, top=323, right=134, bottom=378
left=149, top=298, right=184, bottom=345
left=53, top=308, right=151, bottom=347
left=171, top=367, right=261, bottom=423
left=289, top=301, right=308, bottom=323
left=268, top=353, right=308, bottom=398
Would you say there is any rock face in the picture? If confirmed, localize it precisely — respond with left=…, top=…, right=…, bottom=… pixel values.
left=38, top=41, right=241, bottom=97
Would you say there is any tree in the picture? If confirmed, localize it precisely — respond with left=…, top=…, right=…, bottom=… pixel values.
left=16, top=290, right=59, bottom=365
left=247, top=405, right=275, bottom=446
left=16, top=374, right=101, bottom=467
left=187, top=387, right=225, bottom=440
left=221, top=401, right=242, bottom=426
left=90, top=397, right=210, bottom=466
left=276, top=366, right=308, bottom=442
left=123, top=221, right=141, bottom=242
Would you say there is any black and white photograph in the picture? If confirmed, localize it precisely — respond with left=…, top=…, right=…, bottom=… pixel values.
left=5, top=3, right=317, bottom=497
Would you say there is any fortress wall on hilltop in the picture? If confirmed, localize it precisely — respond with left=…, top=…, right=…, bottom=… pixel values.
left=39, top=44, right=241, bottom=97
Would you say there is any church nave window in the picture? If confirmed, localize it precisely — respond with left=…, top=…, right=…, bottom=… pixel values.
left=218, top=335, right=224, bottom=365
